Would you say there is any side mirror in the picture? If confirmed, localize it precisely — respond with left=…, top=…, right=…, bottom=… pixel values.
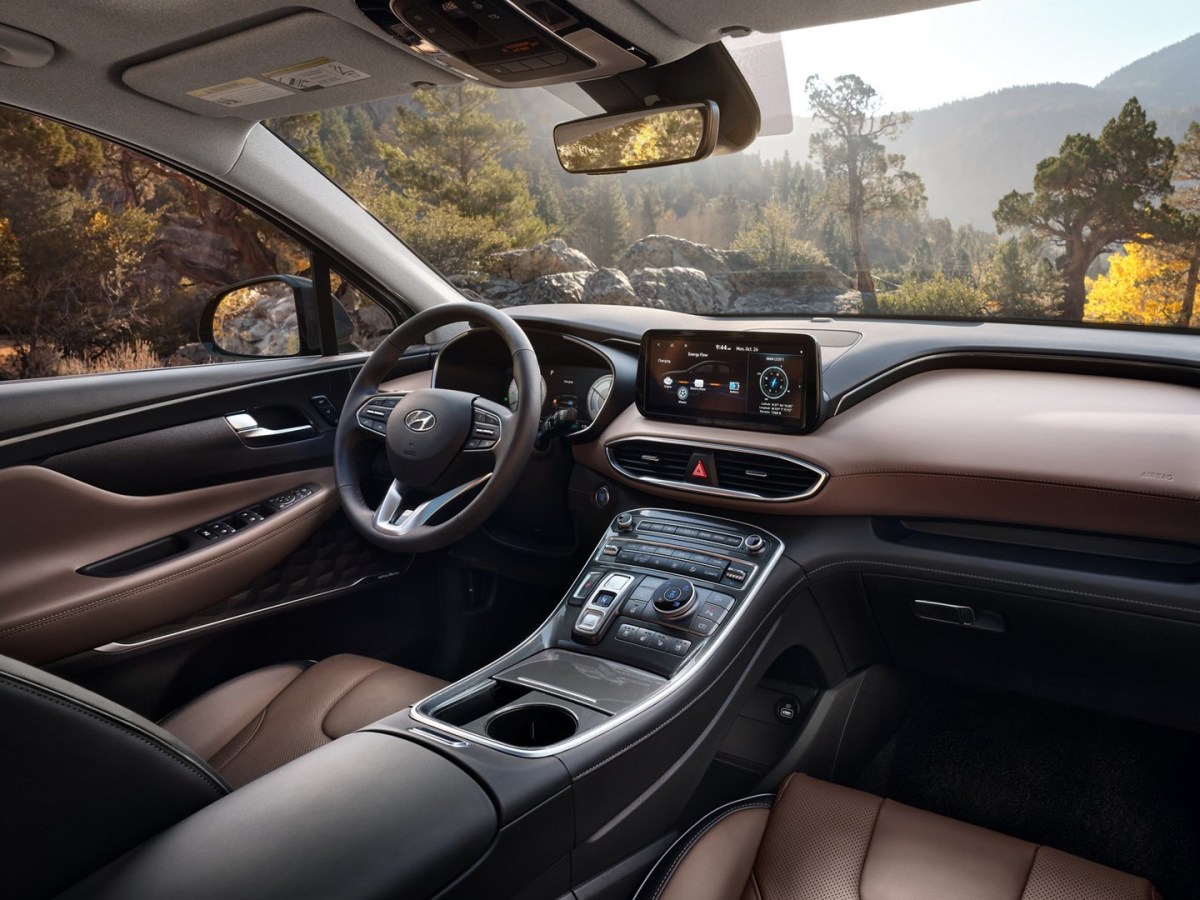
left=200, top=275, right=353, bottom=357
left=553, top=101, right=719, bottom=175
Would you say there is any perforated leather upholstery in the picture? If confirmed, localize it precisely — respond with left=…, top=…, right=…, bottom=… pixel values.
left=638, top=774, right=1162, bottom=900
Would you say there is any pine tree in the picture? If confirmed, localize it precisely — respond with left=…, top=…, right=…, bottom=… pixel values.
left=994, top=98, right=1175, bottom=320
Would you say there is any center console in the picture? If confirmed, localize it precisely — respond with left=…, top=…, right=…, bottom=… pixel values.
left=411, top=508, right=782, bottom=755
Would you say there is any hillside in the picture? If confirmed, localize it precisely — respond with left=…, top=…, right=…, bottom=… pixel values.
left=753, top=35, right=1200, bottom=228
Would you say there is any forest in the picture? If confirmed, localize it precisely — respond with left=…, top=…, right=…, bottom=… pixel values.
left=1, top=70, right=1198, bottom=379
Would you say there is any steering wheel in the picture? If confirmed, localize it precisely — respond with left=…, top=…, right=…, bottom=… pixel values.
left=334, top=303, right=540, bottom=552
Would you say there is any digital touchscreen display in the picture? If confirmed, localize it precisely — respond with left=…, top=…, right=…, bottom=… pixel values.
left=637, top=330, right=821, bottom=433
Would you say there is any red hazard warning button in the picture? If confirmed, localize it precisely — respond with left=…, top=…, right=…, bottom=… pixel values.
left=685, top=453, right=715, bottom=484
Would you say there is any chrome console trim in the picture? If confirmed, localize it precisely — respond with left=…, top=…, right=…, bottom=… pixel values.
left=409, top=508, right=785, bottom=758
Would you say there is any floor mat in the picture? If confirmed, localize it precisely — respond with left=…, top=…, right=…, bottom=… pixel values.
left=853, top=679, right=1200, bottom=898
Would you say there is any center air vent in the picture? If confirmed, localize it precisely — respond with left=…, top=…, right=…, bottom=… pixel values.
left=607, top=438, right=827, bottom=502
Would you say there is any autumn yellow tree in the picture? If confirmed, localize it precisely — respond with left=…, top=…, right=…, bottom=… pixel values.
left=1085, top=242, right=1191, bottom=325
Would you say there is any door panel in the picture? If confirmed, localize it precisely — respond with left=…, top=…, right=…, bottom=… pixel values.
left=0, top=348, right=434, bottom=665
left=0, top=466, right=336, bottom=664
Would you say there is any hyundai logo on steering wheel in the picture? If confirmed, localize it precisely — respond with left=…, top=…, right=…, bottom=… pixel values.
left=404, top=409, right=437, bottom=433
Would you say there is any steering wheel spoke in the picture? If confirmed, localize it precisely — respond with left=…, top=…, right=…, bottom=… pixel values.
left=355, top=392, right=406, bottom=439
left=373, top=474, right=492, bottom=537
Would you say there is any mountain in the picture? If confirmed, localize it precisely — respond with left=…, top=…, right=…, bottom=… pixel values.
left=1097, top=32, right=1200, bottom=110
left=753, top=34, right=1200, bottom=228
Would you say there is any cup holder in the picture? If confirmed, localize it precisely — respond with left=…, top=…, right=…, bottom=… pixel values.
left=486, top=704, right=578, bottom=748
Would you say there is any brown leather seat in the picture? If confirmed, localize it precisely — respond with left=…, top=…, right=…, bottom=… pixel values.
left=638, top=774, right=1161, bottom=900
left=161, top=653, right=446, bottom=789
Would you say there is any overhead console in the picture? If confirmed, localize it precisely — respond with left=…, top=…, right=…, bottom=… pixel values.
left=638, top=329, right=822, bottom=434
left=356, top=0, right=651, bottom=86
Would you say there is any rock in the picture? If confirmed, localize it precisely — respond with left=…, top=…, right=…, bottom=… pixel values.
left=727, top=267, right=862, bottom=316
left=167, top=343, right=225, bottom=366
left=487, top=239, right=596, bottom=284
left=582, top=268, right=648, bottom=306
left=507, top=270, right=590, bottom=306
left=618, top=235, right=742, bottom=277
left=629, top=267, right=729, bottom=314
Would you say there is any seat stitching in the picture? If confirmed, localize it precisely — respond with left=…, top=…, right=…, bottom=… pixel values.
left=0, top=504, right=327, bottom=639
left=318, top=661, right=391, bottom=740
left=1016, top=846, right=1041, bottom=899
left=1, top=677, right=226, bottom=796
left=213, top=708, right=268, bottom=773
left=855, top=798, right=886, bottom=899
left=158, top=662, right=308, bottom=727
left=647, top=799, right=774, bottom=900
left=747, top=869, right=763, bottom=900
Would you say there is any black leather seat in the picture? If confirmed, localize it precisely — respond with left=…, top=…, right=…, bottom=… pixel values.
left=0, top=652, right=444, bottom=898
left=636, top=774, right=1162, bottom=900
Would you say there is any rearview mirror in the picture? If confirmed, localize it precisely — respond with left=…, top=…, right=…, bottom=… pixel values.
left=553, top=101, right=719, bottom=175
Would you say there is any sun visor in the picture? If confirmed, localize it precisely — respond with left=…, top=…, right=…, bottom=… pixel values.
left=122, top=11, right=458, bottom=119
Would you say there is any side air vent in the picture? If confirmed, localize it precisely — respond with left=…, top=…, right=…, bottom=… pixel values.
left=606, top=438, right=827, bottom=502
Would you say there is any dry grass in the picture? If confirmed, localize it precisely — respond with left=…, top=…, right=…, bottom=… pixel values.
left=1, top=340, right=163, bottom=379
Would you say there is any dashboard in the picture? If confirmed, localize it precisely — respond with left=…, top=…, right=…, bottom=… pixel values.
left=420, top=304, right=1200, bottom=550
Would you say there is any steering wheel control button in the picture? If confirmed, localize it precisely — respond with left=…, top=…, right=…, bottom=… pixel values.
left=651, top=577, right=696, bottom=619
left=465, top=406, right=503, bottom=452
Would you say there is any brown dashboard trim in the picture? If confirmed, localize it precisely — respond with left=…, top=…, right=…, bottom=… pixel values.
left=577, top=368, right=1200, bottom=544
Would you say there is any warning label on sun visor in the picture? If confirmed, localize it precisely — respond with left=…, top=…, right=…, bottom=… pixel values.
left=262, top=58, right=371, bottom=92
left=187, top=77, right=293, bottom=107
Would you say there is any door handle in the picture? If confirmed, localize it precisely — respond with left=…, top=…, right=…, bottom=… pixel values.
left=225, top=413, right=315, bottom=445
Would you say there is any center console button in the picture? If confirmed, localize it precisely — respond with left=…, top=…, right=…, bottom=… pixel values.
left=706, top=592, right=736, bottom=610
left=668, top=637, right=692, bottom=656
left=624, top=598, right=647, bottom=617
left=616, top=623, right=639, bottom=642
left=651, top=577, right=696, bottom=618
left=572, top=570, right=604, bottom=604
left=698, top=602, right=729, bottom=623
left=577, top=611, right=603, bottom=633
left=690, top=616, right=719, bottom=637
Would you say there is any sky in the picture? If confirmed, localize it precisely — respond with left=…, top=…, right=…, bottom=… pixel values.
left=780, top=0, right=1200, bottom=114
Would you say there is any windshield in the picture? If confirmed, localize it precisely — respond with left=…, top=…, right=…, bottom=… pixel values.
left=270, top=0, right=1200, bottom=329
